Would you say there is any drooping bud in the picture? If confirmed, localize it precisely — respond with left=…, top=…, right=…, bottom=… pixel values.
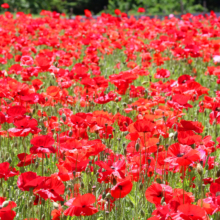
left=196, top=163, right=203, bottom=176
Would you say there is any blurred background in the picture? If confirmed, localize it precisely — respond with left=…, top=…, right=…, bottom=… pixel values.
left=0, top=0, right=220, bottom=15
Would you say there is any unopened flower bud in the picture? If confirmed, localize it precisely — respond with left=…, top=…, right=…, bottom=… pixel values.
left=216, top=169, right=220, bottom=178
left=135, top=142, right=140, bottom=152
left=53, top=202, right=59, bottom=209
left=2, top=201, right=10, bottom=207
left=196, top=163, right=203, bottom=175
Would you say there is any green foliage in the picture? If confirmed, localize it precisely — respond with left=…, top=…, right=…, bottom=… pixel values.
left=0, top=0, right=219, bottom=15
left=106, top=0, right=205, bottom=15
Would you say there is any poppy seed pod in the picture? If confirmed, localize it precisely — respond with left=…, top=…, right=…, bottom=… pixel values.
left=196, top=163, right=203, bottom=175
left=61, top=113, right=66, bottom=122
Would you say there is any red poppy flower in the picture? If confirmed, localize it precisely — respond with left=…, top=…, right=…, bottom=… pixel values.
left=137, top=7, right=145, bottom=13
left=30, top=135, right=56, bottom=154
left=154, top=69, right=170, bottom=79
left=17, top=153, right=36, bottom=167
left=168, top=94, right=192, bottom=110
left=0, top=197, right=16, bottom=220
left=94, top=91, right=119, bottom=104
left=178, top=120, right=203, bottom=133
left=17, top=171, right=40, bottom=191
left=7, top=105, right=26, bottom=122
left=35, top=56, right=51, bottom=71
left=114, top=9, right=121, bottom=16
left=64, top=193, right=98, bottom=216
left=178, top=130, right=202, bottom=146
left=34, top=177, right=65, bottom=202
left=145, top=183, right=173, bottom=205
left=133, top=119, right=155, bottom=133
left=0, top=162, right=19, bottom=181
left=1, top=3, right=9, bottom=9
left=165, top=143, right=201, bottom=166
left=51, top=204, right=63, bottom=220
left=96, top=159, right=125, bottom=183
left=20, top=55, right=34, bottom=66
left=84, top=9, right=92, bottom=18
left=111, top=179, right=133, bottom=198
left=171, top=204, right=206, bottom=220
left=8, top=116, right=40, bottom=137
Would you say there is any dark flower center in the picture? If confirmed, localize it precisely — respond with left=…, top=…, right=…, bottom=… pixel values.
left=118, top=185, right=123, bottom=190
left=177, top=153, right=184, bottom=157
left=157, top=192, right=163, bottom=197
left=82, top=205, right=86, bottom=208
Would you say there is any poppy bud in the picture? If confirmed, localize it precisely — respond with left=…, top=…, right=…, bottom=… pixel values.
left=41, top=214, right=45, bottom=219
left=61, top=113, right=66, bottom=122
left=69, top=130, right=73, bottom=137
left=123, top=142, right=126, bottom=149
left=102, top=192, right=106, bottom=199
left=156, top=178, right=162, bottom=184
left=139, top=183, right=143, bottom=190
left=2, top=200, right=9, bottom=207
left=216, top=169, right=220, bottom=178
left=28, top=200, right=33, bottom=208
left=128, top=98, right=132, bottom=104
left=196, top=163, right=203, bottom=175
left=129, top=201, right=134, bottom=208
left=104, top=203, right=108, bottom=211
left=174, top=132, right=178, bottom=141
left=35, top=162, right=39, bottom=169
left=135, top=142, right=140, bottom=152
left=160, top=196, right=165, bottom=204
left=53, top=202, right=59, bottom=210
left=116, top=106, right=120, bottom=112
left=141, top=209, right=145, bottom=217
left=105, top=193, right=112, bottom=199
left=85, top=165, right=90, bottom=173
left=112, top=177, right=117, bottom=185
left=7, top=157, right=12, bottom=164
left=123, top=102, right=127, bottom=108
left=188, top=166, right=193, bottom=171
left=123, top=131, right=129, bottom=136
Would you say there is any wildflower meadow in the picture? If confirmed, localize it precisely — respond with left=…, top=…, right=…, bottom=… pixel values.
left=0, top=3, right=220, bottom=220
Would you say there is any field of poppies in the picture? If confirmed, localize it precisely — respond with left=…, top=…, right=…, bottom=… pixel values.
left=1, top=6, right=220, bottom=220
